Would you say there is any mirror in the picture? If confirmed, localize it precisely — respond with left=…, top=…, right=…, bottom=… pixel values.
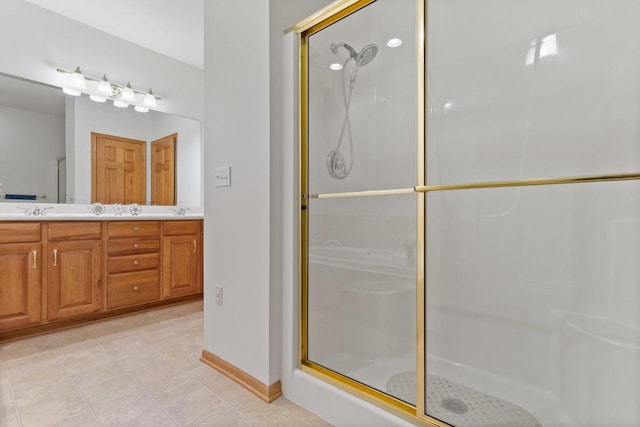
left=0, top=72, right=202, bottom=207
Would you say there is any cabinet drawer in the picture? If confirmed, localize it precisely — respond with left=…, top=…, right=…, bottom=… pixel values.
left=163, top=220, right=200, bottom=236
left=107, top=237, right=160, bottom=256
left=0, top=223, right=40, bottom=243
left=108, top=252, right=160, bottom=274
left=107, top=221, right=160, bottom=238
left=48, top=222, right=102, bottom=241
left=107, top=270, right=160, bottom=309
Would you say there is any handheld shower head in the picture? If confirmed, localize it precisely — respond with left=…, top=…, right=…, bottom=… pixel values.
left=355, top=44, right=378, bottom=66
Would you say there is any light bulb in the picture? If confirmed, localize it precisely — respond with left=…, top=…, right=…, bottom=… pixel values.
left=143, top=89, right=157, bottom=108
left=63, top=87, right=81, bottom=96
left=329, top=63, right=343, bottom=71
left=89, top=94, right=107, bottom=103
left=387, top=38, right=402, bottom=48
left=113, top=99, right=129, bottom=108
left=96, top=75, right=112, bottom=97
left=121, top=82, right=136, bottom=104
left=68, top=66, right=87, bottom=90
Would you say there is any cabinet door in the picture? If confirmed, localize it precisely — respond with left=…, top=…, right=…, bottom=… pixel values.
left=0, top=243, right=41, bottom=332
left=48, top=240, right=102, bottom=320
left=162, top=235, right=200, bottom=298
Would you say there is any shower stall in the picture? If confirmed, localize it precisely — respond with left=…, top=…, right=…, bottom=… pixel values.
left=296, top=0, right=640, bottom=426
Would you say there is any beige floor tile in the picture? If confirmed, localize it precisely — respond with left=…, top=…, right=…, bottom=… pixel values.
left=69, top=358, right=126, bottom=390
left=46, top=411, right=101, bottom=427
left=58, top=348, right=114, bottom=375
left=163, top=386, right=232, bottom=426
left=0, top=408, right=20, bottom=427
left=0, top=377, right=14, bottom=404
left=143, top=372, right=204, bottom=406
left=46, top=327, right=92, bottom=348
left=9, top=359, right=68, bottom=394
left=0, top=335, right=51, bottom=360
left=19, top=389, right=89, bottom=427
left=81, top=374, right=142, bottom=407
left=93, top=390, right=169, bottom=426
left=185, top=404, right=257, bottom=427
left=14, top=378, right=78, bottom=409
left=125, top=411, right=179, bottom=427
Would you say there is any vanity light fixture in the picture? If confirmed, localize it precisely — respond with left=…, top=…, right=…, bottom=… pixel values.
left=57, top=67, right=161, bottom=113
left=61, top=66, right=86, bottom=96
left=143, top=89, right=158, bottom=108
left=89, top=74, right=112, bottom=103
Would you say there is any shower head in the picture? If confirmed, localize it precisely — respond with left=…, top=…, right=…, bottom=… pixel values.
left=355, top=44, right=378, bottom=66
left=330, top=42, right=358, bottom=61
left=331, top=42, right=378, bottom=67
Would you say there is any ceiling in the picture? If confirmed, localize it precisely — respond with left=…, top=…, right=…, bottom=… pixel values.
left=24, top=0, right=204, bottom=69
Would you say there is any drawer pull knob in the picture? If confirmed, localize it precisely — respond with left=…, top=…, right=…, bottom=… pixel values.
left=53, top=248, right=58, bottom=267
left=133, top=285, right=140, bottom=291
left=32, top=249, right=37, bottom=269
left=133, top=243, right=139, bottom=249
left=133, top=226, right=140, bottom=232
left=133, top=260, right=139, bottom=265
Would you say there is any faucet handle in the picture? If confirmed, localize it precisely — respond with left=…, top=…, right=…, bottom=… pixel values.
left=41, top=207, right=54, bottom=216
left=16, top=206, right=32, bottom=215
left=170, top=207, right=189, bottom=216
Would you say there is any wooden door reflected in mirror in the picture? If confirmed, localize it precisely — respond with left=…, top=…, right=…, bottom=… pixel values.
left=150, top=134, right=176, bottom=205
left=91, top=133, right=146, bottom=204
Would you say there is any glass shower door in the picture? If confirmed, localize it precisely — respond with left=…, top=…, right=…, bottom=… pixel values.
left=301, top=0, right=421, bottom=413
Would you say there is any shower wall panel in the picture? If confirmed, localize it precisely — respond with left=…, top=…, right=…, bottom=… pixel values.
left=426, top=2, right=640, bottom=424
left=427, top=0, right=640, bottom=186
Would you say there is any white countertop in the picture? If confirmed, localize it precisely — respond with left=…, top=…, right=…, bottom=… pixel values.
left=0, top=202, right=203, bottom=221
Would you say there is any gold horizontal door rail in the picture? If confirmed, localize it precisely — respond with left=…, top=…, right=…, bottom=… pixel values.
left=305, top=172, right=640, bottom=199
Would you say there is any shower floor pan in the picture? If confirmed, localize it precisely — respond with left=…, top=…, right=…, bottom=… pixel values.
left=386, top=371, right=541, bottom=427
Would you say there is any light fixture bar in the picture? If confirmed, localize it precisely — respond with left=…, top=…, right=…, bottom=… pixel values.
left=56, top=68, right=162, bottom=100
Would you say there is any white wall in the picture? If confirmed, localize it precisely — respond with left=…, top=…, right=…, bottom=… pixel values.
left=0, top=0, right=202, bottom=120
left=203, top=0, right=273, bottom=385
left=0, top=104, right=64, bottom=203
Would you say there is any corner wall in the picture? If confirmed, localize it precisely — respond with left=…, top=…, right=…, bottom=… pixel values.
left=203, top=0, right=274, bottom=385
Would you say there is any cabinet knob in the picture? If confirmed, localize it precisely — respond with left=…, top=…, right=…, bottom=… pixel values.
left=133, top=243, right=139, bottom=249
left=133, top=260, right=139, bottom=265
left=133, top=226, right=140, bottom=232
left=133, top=285, right=139, bottom=291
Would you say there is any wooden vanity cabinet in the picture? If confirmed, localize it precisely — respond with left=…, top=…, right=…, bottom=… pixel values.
left=0, top=219, right=202, bottom=339
left=0, top=223, right=42, bottom=332
left=162, top=221, right=202, bottom=298
left=106, top=221, right=161, bottom=309
left=47, top=223, right=103, bottom=320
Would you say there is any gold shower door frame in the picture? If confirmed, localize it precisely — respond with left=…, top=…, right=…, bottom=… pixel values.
left=294, top=0, right=435, bottom=425
left=294, top=0, right=640, bottom=426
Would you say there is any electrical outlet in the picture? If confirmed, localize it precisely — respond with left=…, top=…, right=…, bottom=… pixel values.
left=215, top=285, right=223, bottom=305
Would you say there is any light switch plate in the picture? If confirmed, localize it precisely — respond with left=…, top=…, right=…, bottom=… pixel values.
left=215, top=166, right=231, bottom=187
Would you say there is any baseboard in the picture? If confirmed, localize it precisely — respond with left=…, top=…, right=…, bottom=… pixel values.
left=200, top=349, right=282, bottom=403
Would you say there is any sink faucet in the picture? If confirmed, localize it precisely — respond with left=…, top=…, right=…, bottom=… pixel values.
left=17, top=206, right=54, bottom=216
left=170, top=207, right=189, bottom=216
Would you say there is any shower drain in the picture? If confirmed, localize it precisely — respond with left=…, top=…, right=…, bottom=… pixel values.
left=385, top=371, right=542, bottom=427
left=441, top=397, right=469, bottom=414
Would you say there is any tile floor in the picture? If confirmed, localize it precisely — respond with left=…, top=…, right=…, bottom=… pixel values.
left=0, top=301, right=331, bottom=427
